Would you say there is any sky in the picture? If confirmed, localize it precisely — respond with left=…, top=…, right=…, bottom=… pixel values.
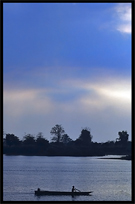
left=3, top=3, right=131, bottom=142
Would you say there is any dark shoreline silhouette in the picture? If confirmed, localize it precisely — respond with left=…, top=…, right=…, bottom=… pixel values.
left=3, top=140, right=131, bottom=159
left=3, top=127, right=131, bottom=159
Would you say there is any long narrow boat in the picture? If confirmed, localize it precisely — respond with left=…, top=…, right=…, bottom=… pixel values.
left=35, top=189, right=92, bottom=196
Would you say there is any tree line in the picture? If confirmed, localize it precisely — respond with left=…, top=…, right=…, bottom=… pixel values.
left=3, top=124, right=131, bottom=157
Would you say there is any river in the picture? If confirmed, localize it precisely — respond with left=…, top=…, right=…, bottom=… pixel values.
left=3, top=155, right=131, bottom=201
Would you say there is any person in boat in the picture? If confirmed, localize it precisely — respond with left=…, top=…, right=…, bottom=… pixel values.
left=72, top=186, right=78, bottom=192
left=72, top=186, right=80, bottom=193
left=72, top=186, right=75, bottom=193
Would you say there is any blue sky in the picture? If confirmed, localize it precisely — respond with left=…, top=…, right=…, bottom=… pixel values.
left=3, top=3, right=131, bottom=142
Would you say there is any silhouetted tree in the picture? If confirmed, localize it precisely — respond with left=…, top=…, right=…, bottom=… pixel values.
left=117, top=131, right=129, bottom=144
left=36, top=132, right=49, bottom=146
left=50, top=124, right=65, bottom=143
left=77, top=128, right=92, bottom=145
left=23, top=134, right=36, bottom=145
left=5, top=134, right=20, bottom=146
left=61, top=134, right=72, bottom=144
left=3, top=128, right=131, bottom=157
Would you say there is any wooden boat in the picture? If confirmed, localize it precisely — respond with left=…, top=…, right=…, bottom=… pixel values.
left=35, top=189, right=92, bottom=196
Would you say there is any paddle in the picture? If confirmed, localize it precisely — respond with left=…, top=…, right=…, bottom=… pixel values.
left=75, top=188, right=81, bottom=192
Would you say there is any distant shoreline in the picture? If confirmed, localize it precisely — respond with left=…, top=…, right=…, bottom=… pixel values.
left=3, top=154, right=131, bottom=160
left=99, top=155, right=131, bottom=160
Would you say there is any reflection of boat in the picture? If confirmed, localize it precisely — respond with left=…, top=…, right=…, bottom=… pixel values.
left=35, top=189, right=92, bottom=196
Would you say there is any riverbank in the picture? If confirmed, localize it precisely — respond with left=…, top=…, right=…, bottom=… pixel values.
left=99, top=155, right=131, bottom=160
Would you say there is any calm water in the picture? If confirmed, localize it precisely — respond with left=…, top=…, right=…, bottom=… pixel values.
left=3, top=155, right=131, bottom=201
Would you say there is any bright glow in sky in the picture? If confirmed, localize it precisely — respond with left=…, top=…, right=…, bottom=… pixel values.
left=3, top=3, right=131, bottom=142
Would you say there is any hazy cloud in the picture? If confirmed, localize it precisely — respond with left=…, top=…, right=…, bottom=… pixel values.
left=4, top=88, right=54, bottom=117
left=4, top=74, right=131, bottom=142
left=114, top=3, right=131, bottom=34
